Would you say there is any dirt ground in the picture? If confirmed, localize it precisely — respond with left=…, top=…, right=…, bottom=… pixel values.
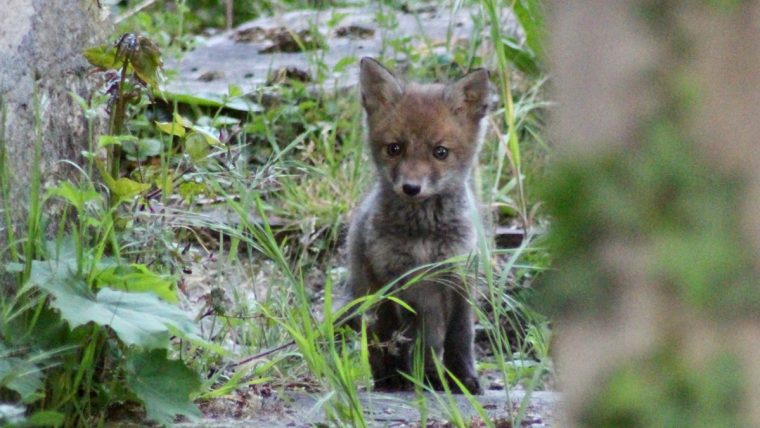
left=176, top=385, right=560, bottom=427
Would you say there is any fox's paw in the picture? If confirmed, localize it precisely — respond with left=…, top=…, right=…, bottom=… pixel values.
left=373, top=374, right=412, bottom=392
left=444, top=374, right=482, bottom=395
left=458, top=375, right=483, bottom=395
left=427, top=372, right=482, bottom=395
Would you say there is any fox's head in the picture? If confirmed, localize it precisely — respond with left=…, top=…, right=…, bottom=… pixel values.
left=359, top=57, right=489, bottom=200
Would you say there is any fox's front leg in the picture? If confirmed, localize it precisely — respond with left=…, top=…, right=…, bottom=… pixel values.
left=368, top=300, right=413, bottom=390
left=419, top=305, right=446, bottom=381
left=398, top=288, right=447, bottom=390
left=443, top=289, right=482, bottom=395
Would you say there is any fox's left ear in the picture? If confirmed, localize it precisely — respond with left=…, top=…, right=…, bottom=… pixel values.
left=360, top=57, right=403, bottom=116
left=444, top=69, right=490, bottom=122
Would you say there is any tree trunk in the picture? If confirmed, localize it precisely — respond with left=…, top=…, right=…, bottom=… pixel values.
left=0, top=0, right=110, bottom=263
left=543, top=1, right=760, bottom=426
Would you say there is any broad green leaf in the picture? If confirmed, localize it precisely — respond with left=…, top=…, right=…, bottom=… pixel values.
left=189, top=125, right=221, bottom=146
left=109, top=177, right=150, bottom=200
left=83, top=44, right=122, bottom=69
left=29, top=258, right=199, bottom=349
left=184, top=132, right=209, bottom=162
left=155, top=121, right=186, bottom=137
left=178, top=182, right=205, bottom=202
left=140, top=138, right=163, bottom=156
left=98, top=134, right=138, bottom=147
left=95, top=264, right=178, bottom=302
left=70, top=283, right=196, bottom=349
left=123, top=138, right=162, bottom=160
left=26, top=410, right=65, bottom=427
left=212, top=115, right=241, bottom=127
left=173, top=112, right=194, bottom=128
left=157, top=175, right=174, bottom=197
left=5, top=262, right=24, bottom=273
left=46, top=181, right=100, bottom=213
left=127, top=349, right=202, bottom=426
left=95, top=158, right=117, bottom=192
left=28, top=243, right=77, bottom=289
left=161, top=91, right=262, bottom=113
left=0, top=357, right=43, bottom=402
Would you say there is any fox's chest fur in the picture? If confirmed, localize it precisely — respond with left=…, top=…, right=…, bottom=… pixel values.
left=359, top=184, right=477, bottom=285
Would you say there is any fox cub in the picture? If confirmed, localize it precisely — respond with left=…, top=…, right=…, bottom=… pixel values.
left=346, top=58, right=489, bottom=394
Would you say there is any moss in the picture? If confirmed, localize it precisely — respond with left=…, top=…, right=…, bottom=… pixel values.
left=704, top=0, right=744, bottom=12
left=580, top=347, right=745, bottom=428
left=536, top=118, right=759, bottom=318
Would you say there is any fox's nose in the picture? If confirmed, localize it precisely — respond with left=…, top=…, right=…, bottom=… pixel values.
left=402, top=184, right=421, bottom=196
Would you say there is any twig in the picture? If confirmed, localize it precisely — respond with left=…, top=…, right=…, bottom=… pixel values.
left=234, top=316, right=357, bottom=367
left=233, top=340, right=296, bottom=366
left=115, top=0, right=158, bottom=24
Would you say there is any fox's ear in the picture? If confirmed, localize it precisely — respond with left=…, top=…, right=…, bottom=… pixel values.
left=444, top=69, right=490, bottom=122
left=360, top=57, right=403, bottom=115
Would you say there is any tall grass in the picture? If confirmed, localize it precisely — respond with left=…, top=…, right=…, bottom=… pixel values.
left=0, top=98, right=17, bottom=264
left=180, top=0, right=553, bottom=425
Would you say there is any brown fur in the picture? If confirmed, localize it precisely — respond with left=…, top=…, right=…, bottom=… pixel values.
left=346, top=58, right=489, bottom=394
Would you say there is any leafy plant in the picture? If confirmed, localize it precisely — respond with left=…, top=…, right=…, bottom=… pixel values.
left=0, top=34, right=207, bottom=426
left=1, top=190, right=203, bottom=425
left=84, top=33, right=164, bottom=190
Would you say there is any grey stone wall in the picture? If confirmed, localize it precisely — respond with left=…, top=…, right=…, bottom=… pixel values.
left=0, top=0, right=110, bottom=259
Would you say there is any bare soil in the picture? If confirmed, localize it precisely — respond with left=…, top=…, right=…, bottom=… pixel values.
left=179, top=386, right=560, bottom=427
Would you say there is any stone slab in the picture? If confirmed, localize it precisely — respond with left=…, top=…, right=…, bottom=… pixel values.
left=177, top=387, right=560, bottom=427
left=164, top=4, right=519, bottom=101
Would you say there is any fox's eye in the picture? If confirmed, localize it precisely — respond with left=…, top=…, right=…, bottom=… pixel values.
left=433, top=146, right=449, bottom=160
left=386, top=143, right=402, bottom=156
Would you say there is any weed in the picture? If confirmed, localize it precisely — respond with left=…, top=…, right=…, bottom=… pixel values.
left=1, top=39, right=202, bottom=426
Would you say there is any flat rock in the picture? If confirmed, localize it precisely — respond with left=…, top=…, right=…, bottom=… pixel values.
left=164, top=4, right=519, bottom=102
left=178, top=387, right=560, bottom=427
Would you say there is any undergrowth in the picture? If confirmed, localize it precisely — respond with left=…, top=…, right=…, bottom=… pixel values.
left=0, top=0, right=552, bottom=426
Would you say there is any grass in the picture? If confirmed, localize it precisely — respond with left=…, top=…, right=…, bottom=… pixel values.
left=0, top=0, right=553, bottom=426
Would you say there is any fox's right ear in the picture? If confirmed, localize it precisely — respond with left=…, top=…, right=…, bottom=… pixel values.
left=444, top=69, right=490, bottom=122
left=359, top=57, right=403, bottom=115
